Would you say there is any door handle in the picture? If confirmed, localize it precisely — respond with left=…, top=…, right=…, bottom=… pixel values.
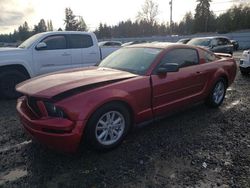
left=89, top=52, right=97, bottom=55
left=62, top=52, right=70, bottom=56
left=196, top=71, right=202, bottom=74
left=44, top=63, right=55, bottom=67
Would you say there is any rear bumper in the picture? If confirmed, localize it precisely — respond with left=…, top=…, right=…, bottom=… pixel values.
left=16, top=97, right=86, bottom=153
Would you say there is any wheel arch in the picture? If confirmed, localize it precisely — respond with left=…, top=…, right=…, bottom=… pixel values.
left=85, top=99, right=135, bottom=129
left=80, top=99, right=135, bottom=150
left=219, top=74, right=229, bottom=88
left=211, top=69, right=229, bottom=89
left=205, top=74, right=228, bottom=108
left=0, top=64, right=31, bottom=78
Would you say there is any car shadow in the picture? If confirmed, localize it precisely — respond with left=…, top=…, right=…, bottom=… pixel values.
left=19, top=102, right=227, bottom=187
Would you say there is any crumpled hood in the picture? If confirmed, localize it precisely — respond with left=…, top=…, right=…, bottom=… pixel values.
left=16, top=67, right=138, bottom=99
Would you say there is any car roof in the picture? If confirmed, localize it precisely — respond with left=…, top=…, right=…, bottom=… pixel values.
left=40, top=31, right=93, bottom=35
left=126, top=42, right=183, bottom=49
left=191, top=36, right=230, bottom=40
left=99, top=41, right=122, bottom=43
left=178, top=38, right=191, bottom=41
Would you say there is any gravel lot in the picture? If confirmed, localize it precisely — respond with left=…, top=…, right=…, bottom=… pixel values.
left=0, top=53, right=250, bottom=188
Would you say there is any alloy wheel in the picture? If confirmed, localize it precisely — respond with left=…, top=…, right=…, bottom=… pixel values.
left=212, top=81, right=225, bottom=105
left=95, top=111, right=125, bottom=146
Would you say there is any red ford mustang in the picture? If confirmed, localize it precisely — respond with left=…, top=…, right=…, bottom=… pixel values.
left=16, top=43, right=237, bottom=152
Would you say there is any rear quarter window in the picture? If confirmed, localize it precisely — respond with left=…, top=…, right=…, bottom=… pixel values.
left=203, top=50, right=219, bottom=63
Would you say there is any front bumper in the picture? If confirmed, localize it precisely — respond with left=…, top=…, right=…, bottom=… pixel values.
left=239, top=59, right=250, bottom=72
left=239, top=59, right=250, bottom=67
left=16, top=97, right=86, bottom=153
left=239, top=66, right=250, bottom=73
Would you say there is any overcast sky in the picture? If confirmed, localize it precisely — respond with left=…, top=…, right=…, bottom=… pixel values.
left=0, top=0, right=249, bottom=34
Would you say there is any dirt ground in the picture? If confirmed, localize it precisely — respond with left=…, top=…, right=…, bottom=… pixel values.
left=0, top=54, right=250, bottom=188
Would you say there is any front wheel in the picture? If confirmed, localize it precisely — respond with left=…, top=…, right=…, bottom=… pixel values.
left=85, top=102, right=131, bottom=151
left=206, top=78, right=226, bottom=108
left=0, top=70, right=28, bottom=99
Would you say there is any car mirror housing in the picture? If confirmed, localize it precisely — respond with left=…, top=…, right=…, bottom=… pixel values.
left=157, top=63, right=179, bottom=74
left=36, top=42, right=47, bottom=50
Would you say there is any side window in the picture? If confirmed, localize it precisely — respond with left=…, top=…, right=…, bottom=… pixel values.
left=203, top=50, right=218, bottom=63
left=69, top=34, right=93, bottom=49
left=211, top=39, right=218, bottom=46
left=111, top=42, right=121, bottom=46
left=217, top=38, right=224, bottom=46
left=104, top=42, right=112, bottom=46
left=103, top=42, right=121, bottom=46
left=218, top=38, right=229, bottom=46
left=160, top=48, right=199, bottom=68
left=224, top=38, right=231, bottom=45
left=41, top=35, right=66, bottom=50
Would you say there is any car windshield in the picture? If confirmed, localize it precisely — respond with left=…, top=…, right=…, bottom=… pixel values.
left=18, top=33, right=44, bottom=49
left=177, top=38, right=190, bottom=44
left=188, top=38, right=212, bottom=47
left=99, top=47, right=162, bottom=75
left=98, top=41, right=106, bottom=46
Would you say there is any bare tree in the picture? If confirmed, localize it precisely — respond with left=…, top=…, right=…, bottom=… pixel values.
left=136, top=0, right=159, bottom=24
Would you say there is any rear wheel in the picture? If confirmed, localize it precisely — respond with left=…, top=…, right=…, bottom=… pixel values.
left=85, top=102, right=131, bottom=151
left=0, top=70, right=28, bottom=99
left=206, top=78, right=226, bottom=108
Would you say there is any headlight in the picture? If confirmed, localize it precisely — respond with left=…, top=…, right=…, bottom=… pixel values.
left=44, top=102, right=66, bottom=118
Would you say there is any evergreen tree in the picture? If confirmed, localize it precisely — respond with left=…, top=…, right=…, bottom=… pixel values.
left=1, top=4, right=250, bottom=42
left=194, top=0, right=212, bottom=33
left=64, top=8, right=79, bottom=31
left=47, top=20, right=54, bottom=31
left=64, top=8, right=87, bottom=31
left=18, top=22, right=30, bottom=41
left=34, top=19, right=47, bottom=34
left=183, top=12, right=195, bottom=34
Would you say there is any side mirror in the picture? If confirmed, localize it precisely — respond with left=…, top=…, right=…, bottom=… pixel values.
left=36, top=42, right=47, bottom=50
left=157, top=63, right=179, bottom=74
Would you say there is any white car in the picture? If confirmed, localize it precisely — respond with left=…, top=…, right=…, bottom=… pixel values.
left=98, top=41, right=122, bottom=47
left=239, top=50, right=250, bottom=75
left=0, top=31, right=119, bottom=98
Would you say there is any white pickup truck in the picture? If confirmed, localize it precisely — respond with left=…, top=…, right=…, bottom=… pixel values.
left=0, top=31, right=119, bottom=98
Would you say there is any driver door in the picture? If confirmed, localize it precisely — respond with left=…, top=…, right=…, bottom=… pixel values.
left=33, top=34, right=72, bottom=75
left=151, top=48, right=207, bottom=117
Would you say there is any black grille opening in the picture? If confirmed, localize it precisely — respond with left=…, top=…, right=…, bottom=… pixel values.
left=27, top=96, right=41, bottom=116
left=42, top=128, right=71, bottom=134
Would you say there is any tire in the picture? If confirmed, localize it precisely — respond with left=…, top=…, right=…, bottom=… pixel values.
left=206, top=78, right=226, bottom=108
left=240, top=70, right=249, bottom=76
left=85, top=102, right=131, bottom=151
left=0, top=70, right=28, bottom=99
